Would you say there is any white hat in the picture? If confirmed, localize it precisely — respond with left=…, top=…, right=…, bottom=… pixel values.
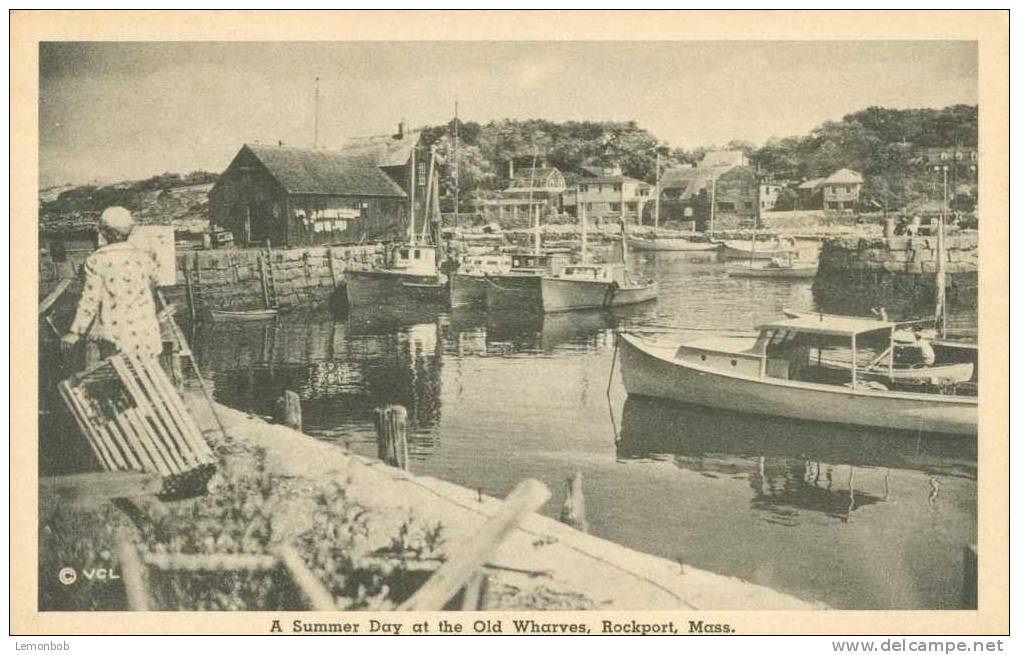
left=99, top=206, right=134, bottom=235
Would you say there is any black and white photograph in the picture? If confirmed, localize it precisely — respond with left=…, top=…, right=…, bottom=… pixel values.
left=12, top=9, right=1009, bottom=639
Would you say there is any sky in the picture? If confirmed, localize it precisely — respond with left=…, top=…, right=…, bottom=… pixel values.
left=39, top=40, right=977, bottom=188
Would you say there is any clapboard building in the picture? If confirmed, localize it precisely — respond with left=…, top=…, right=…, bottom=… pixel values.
left=210, top=125, right=425, bottom=247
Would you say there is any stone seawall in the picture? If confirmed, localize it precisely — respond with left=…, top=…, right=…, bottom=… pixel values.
left=813, top=232, right=978, bottom=316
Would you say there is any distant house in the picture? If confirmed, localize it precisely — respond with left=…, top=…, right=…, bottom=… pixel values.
left=561, top=164, right=652, bottom=223
left=473, top=165, right=567, bottom=225
left=916, top=146, right=978, bottom=181
left=797, top=168, right=864, bottom=212
left=656, top=151, right=759, bottom=230
left=210, top=124, right=424, bottom=247
left=759, top=182, right=783, bottom=212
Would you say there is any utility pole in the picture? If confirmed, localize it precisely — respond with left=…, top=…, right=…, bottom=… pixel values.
left=313, top=77, right=320, bottom=149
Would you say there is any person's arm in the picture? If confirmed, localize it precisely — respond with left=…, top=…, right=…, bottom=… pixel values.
left=64, top=257, right=102, bottom=342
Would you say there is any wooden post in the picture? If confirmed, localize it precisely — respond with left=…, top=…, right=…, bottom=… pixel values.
left=398, top=479, right=550, bottom=611
left=117, top=533, right=149, bottom=611
left=559, top=470, right=588, bottom=532
left=374, top=405, right=408, bottom=470
left=961, top=543, right=977, bottom=608
left=275, top=390, right=302, bottom=431
left=327, top=248, right=338, bottom=287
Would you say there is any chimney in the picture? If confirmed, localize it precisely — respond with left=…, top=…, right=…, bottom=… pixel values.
left=396, top=120, right=406, bottom=140
left=278, top=140, right=284, bottom=147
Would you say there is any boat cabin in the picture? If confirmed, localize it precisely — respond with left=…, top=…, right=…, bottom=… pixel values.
left=387, top=243, right=438, bottom=276
left=680, top=315, right=901, bottom=389
left=556, top=263, right=626, bottom=285
left=461, top=253, right=513, bottom=274
left=509, top=251, right=569, bottom=276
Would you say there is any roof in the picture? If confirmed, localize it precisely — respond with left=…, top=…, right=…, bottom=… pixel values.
left=823, top=168, right=864, bottom=185
left=700, top=150, right=747, bottom=168
left=660, top=166, right=723, bottom=200
left=579, top=175, right=648, bottom=186
left=757, top=314, right=897, bottom=337
left=798, top=177, right=826, bottom=190
left=244, top=143, right=407, bottom=197
left=508, top=167, right=564, bottom=189
left=337, top=130, right=421, bottom=168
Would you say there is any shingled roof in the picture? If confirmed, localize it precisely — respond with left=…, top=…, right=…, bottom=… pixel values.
left=338, top=130, right=421, bottom=168
left=244, top=143, right=407, bottom=197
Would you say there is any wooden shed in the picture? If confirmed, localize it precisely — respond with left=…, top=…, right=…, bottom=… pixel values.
left=209, top=142, right=413, bottom=247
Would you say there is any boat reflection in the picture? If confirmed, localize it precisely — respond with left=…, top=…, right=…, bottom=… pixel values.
left=192, top=307, right=443, bottom=456
left=616, top=396, right=975, bottom=523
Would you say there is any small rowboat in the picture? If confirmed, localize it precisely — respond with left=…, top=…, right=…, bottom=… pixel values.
left=719, top=241, right=796, bottom=261
left=628, top=236, right=719, bottom=252
left=209, top=308, right=279, bottom=322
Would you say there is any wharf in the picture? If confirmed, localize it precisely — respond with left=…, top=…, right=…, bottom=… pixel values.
left=197, top=399, right=822, bottom=611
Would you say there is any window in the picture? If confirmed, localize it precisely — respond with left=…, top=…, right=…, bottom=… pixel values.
left=613, top=184, right=623, bottom=192
left=579, top=184, right=588, bottom=192
left=414, top=249, right=421, bottom=259
left=609, top=203, right=621, bottom=211
left=717, top=202, right=735, bottom=212
left=626, top=202, right=637, bottom=211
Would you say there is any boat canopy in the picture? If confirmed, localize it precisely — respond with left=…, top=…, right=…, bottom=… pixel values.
left=756, top=315, right=898, bottom=338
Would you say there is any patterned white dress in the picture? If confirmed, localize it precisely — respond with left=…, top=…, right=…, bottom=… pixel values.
left=68, top=241, right=162, bottom=359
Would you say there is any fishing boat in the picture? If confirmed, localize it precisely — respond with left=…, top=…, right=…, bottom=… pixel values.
left=449, top=252, right=513, bottom=308
left=208, top=308, right=279, bottom=322
left=617, top=314, right=977, bottom=436
left=346, top=242, right=446, bottom=305
left=628, top=236, right=719, bottom=252
left=719, top=239, right=796, bottom=261
left=540, top=263, right=658, bottom=312
left=483, top=249, right=570, bottom=311
left=346, top=143, right=448, bottom=307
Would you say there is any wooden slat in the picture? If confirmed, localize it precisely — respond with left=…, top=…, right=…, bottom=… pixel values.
left=118, top=534, right=150, bottom=611
left=398, top=479, right=550, bottom=611
left=103, top=413, right=145, bottom=471
left=113, top=410, right=170, bottom=476
left=40, top=471, right=163, bottom=509
left=133, top=355, right=212, bottom=461
left=143, top=552, right=278, bottom=573
left=39, top=278, right=73, bottom=316
left=58, top=382, right=116, bottom=470
left=278, top=544, right=336, bottom=611
left=111, top=356, right=193, bottom=468
left=124, top=406, right=186, bottom=474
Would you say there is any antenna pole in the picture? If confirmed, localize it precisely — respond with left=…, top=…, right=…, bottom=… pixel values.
left=453, top=99, right=460, bottom=228
left=314, top=77, right=320, bottom=149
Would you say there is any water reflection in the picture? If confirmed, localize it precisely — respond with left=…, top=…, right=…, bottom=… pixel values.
left=617, top=396, right=975, bottom=525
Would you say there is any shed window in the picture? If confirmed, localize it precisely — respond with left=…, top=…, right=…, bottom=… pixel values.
left=613, top=184, right=623, bottom=192
left=414, top=249, right=421, bottom=259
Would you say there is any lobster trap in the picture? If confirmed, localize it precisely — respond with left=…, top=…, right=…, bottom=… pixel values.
left=58, top=353, right=218, bottom=499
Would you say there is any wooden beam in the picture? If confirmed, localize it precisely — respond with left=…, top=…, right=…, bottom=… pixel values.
left=398, top=478, right=550, bottom=611
left=38, top=278, right=73, bottom=316
left=40, top=471, right=163, bottom=510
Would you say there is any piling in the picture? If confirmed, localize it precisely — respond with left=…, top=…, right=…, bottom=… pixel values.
left=961, top=543, right=977, bottom=608
left=559, top=470, right=588, bottom=532
left=373, top=404, right=409, bottom=470
left=275, top=390, right=303, bottom=431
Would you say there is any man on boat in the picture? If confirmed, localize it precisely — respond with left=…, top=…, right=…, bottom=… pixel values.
left=61, top=206, right=163, bottom=364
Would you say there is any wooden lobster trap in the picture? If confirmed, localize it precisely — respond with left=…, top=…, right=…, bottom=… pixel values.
left=58, top=352, right=218, bottom=498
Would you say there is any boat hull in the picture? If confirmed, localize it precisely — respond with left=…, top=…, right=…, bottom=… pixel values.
left=345, top=269, right=446, bottom=306
left=628, top=237, right=718, bottom=252
left=719, top=243, right=795, bottom=261
left=484, top=274, right=543, bottom=311
left=208, top=309, right=279, bottom=322
left=729, top=265, right=817, bottom=279
left=540, top=278, right=658, bottom=312
left=449, top=273, right=490, bottom=308
left=617, top=333, right=976, bottom=436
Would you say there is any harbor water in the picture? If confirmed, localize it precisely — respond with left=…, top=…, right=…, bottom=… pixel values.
left=190, top=250, right=977, bottom=610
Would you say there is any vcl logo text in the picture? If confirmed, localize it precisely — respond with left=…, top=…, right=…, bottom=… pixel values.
left=58, top=566, right=120, bottom=585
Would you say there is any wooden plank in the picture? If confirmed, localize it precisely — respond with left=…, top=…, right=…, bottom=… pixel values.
left=278, top=544, right=336, bottom=611
left=133, top=355, right=213, bottom=461
left=112, top=356, right=194, bottom=468
left=114, top=410, right=172, bottom=476
left=38, top=278, right=73, bottom=316
left=58, top=382, right=116, bottom=470
left=143, top=552, right=278, bottom=573
left=117, top=534, right=150, bottom=611
left=40, top=471, right=163, bottom=509
left=398, top=479, right=550, bottom=611
left=125, top=406, right=188, bottom=473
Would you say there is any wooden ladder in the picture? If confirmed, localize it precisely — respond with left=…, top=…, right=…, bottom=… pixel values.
left=260, top=241, right=279, bottom=310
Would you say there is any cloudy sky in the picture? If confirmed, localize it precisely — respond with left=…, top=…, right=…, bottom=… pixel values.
left=39, top=40, right=977, bottom=187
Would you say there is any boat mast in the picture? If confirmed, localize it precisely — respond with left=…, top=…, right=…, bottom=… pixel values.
left=528, top=146, right=540, bottom=253
left=580, top=200, right=588, bottom=263
left=313, top=76, right=320, bottom=149
left=936, top=166, right=949, bottom=338
left=453, top=99, right=460, bottom=229
left=654, top=148, right=661, bottom=231
left=408, top=122, right=416, bottom=245
left=422, top=146, right=436, bottom=243
left=709, top=175, right=716, bottom=236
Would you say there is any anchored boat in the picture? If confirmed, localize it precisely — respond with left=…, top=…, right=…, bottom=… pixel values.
left=346, top=242, right=446, bottom=306
left=483, top=249, right=570, bottom=311
left=540, top=263, right=658, bottom=312
left=628, top=236, right=719, bottom=252
left=617, top=314, right=976, bottom=436
left=449, top=252, right=513, bottom=308
left=719, top=239, right=797, bottom=261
